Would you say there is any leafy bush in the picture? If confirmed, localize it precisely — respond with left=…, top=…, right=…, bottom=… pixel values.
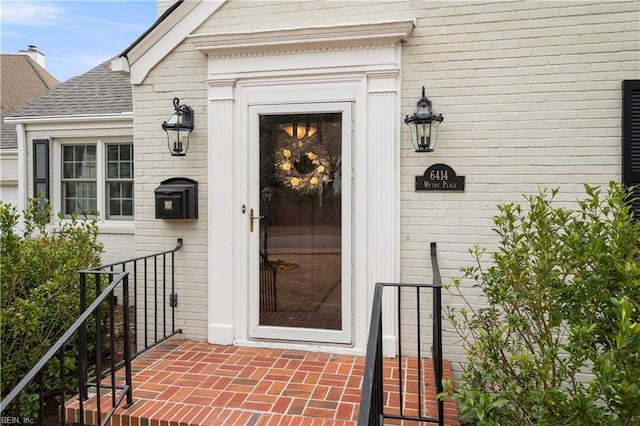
left=441, top=183, right=640, bottom=425
left=1, top=197, right=103, bottom=416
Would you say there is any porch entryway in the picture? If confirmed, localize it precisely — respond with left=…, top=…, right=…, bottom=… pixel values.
left=65, top=337, right=459, bottom=425
left=204, top=21, right=412, bottom=351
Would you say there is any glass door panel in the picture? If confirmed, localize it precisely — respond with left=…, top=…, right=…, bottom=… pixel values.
left=249, top=103, right=351, bottom=343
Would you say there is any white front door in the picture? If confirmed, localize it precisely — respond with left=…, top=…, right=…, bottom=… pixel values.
left=247, top=103, right=352, bottom=344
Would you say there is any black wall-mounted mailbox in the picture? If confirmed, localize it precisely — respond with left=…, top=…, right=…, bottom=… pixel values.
left=155, top=177, right=198, bottom=219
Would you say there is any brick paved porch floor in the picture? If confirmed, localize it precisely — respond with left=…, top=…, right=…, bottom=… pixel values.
left=66, top=338, right=459, bottom=425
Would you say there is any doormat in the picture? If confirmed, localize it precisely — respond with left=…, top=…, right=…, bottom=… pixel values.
left=272, top=260, right=298, bottom=271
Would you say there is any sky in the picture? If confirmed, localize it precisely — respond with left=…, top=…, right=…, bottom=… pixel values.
left=1, top=0, right=157, bottom=82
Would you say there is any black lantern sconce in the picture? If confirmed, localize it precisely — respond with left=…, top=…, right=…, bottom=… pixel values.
left=162, top=97, right=194, bottom=156
left=404, top=87, right=444, bottom=152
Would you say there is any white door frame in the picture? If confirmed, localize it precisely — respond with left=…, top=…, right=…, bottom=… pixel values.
left=247, top=102, right=353, bottom=344
left=202, top=21, right=411, bottom=354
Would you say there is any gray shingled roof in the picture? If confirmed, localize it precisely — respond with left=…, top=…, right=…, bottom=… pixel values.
left=2, top=60, right=132, bottom=149
left=7, top=59, right=132, bottom=118
left=1, top=121, right=17, bottom=149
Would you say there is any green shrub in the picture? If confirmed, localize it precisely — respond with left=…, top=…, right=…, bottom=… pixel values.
left=441, top=183, right=640, bottom=425
left=1, top=197, right=103, bottom=416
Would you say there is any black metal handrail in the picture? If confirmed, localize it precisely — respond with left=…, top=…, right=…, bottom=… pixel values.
left=0, top=272, right=132, bottom=426
left=358, top=242, right=444, bottom=425
left=0, top=239, right=184, bottom=425
left=86, top=238, right=184, bottom=354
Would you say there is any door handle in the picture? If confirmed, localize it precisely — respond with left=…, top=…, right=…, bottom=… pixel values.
left=249, top=208, right=263, bottom=233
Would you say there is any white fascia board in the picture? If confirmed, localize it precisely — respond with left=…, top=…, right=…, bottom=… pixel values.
left=126, top=0, right=227, bottom=85
left=188, top=20, right=415, bottom=56
left=4, top=112, right=134, bottom=125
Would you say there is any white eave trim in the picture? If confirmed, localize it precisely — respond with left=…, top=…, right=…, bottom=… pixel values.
left=188, top=20, right=415, bottom=56
left=4, top=112, right=133, bottom=125
left=123, top=0, right=226, bottom=85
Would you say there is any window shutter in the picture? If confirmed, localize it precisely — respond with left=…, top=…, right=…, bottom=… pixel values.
left=623, top=80, right=640, bottom=214
left=33, top=139, right=50, bottom=200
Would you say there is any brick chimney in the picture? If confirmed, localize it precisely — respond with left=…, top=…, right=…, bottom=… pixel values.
left=19, top=45, right=46, bottom=69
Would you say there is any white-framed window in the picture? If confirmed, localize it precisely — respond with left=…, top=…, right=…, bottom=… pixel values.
left=62, top=144, right=97, bottom=215
left=57, top=140, right=134, bottom=220
left=105, top=143, right=134, bottom=219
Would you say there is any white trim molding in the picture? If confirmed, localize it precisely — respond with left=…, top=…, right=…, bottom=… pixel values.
left=207, top=79, right=236, bottom=345
left=117, top=0, right=227, bottom=85
left=4, top=113, right=133, bottom=125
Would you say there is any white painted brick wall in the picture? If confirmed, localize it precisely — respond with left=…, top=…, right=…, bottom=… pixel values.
left=132, top=0, right=639, bottom=373
left=132, top=39, right=209, bottom=342
left=98, top=232, right=135, bottom=265
left=400, top=0, right=640, bottom=372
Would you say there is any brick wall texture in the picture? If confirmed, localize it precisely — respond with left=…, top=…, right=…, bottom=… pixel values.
left=132, top=0, right=640, bottom=369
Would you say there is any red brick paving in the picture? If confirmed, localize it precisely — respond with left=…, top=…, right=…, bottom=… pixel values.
left=66, top=339, right=459, bottom=425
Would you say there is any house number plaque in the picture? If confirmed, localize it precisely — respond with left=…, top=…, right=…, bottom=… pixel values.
left=415, top=163, right=465, bottom=192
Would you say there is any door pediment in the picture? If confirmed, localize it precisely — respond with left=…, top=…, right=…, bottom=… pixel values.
left=189, top=20, right=413, bottom=80
left=188, top=20, right=414, bottom=57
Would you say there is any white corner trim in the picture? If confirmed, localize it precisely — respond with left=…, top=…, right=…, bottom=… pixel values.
left=126, top=0, right=227, bottom=85
left=188, top=20, right=415, bottom=57
left=16, top=123, right=27, bottom=231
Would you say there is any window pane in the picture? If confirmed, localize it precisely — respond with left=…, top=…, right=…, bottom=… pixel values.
left=63, top=146, right=74, bottom=162
left=122, top=200, right=133, bottom=216
left=109, top=182, right=121, bottom=198
left=86, top=146, right=96, bottom=159
left=77, top=182, right=87, bottom=197
left=120, top=145, right=131, bottom=161
left=87, top=160, right=96, bottom=178
left=110, top=200, right=120, bottom=216
left=107, top=163, right=118, bottom=178
left=65, top=182, right=76, bottom=197
left=63, top=163, right=74, bottom=179
left=120, top=163, right=131, bottom=179
left=122, top=182, right=133, bottom=198
left=107, top=145, right=119, bottom=161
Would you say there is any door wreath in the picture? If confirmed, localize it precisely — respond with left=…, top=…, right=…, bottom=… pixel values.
left=275, top=138, right=333, bottom=194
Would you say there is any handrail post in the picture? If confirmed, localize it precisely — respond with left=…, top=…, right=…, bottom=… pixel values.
left=375, top=314, right=383, bottom=426
left=358, top=283, right=384, bottom=425
left=122, top=273, right=133, bottom=408
left=78, top=272, right=88, bottom=425
left=431, top=242, right=444, bottom=426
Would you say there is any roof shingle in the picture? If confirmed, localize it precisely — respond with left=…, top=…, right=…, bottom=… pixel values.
left=1, top=54, right=60, bottom=115
left=7, top=59, right=132, bottom=118
left=2, top=60, right=132, bottom=149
